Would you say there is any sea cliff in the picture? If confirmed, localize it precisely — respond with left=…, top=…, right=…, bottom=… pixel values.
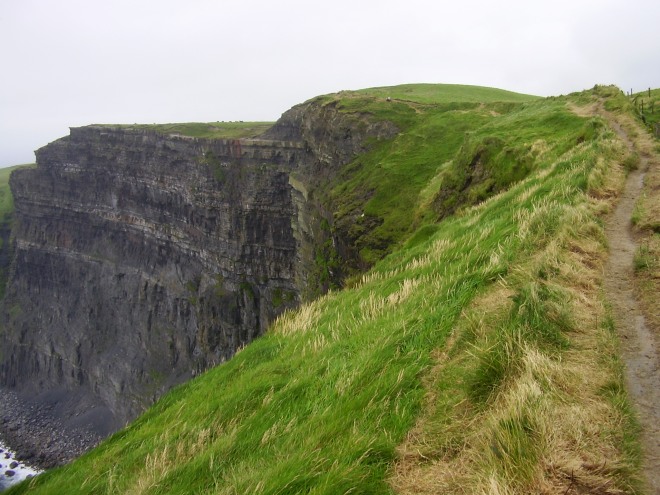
left=0, top=102, right=397, bottom=464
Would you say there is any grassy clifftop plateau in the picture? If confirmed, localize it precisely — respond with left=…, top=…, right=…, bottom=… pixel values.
left=93, top=121, right=275, bottom=139
left=9, top=84, right=653, bottom=494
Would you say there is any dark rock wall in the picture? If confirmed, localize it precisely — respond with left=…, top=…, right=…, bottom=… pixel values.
left=1, top=127, right=307, bottom=427
left=0, top=103, right=398, bottom=436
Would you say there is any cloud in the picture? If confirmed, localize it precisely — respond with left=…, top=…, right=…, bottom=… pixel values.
left=1, top=0, right=658, bottom=167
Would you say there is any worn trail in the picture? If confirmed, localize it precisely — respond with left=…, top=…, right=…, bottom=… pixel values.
left=603, top=118, right=660, bottom=494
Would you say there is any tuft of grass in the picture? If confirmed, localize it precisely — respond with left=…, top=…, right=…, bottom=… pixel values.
left=469, top=280, right=572, bottom=403
left=623, top=152, right=641, bottom=171
left=633, top=244, right=653, bottom=272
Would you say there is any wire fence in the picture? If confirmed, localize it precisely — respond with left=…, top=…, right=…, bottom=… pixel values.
left=628, top=88, right=658, bottom=137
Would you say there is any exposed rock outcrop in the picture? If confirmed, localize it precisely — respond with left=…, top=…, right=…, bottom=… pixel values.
left=0, top=101, right=398, bottom=465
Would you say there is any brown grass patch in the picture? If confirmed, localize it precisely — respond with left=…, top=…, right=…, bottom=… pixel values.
left=389, top=161, right=638, bottom=493
left=390, top=282, right=515, bottom=495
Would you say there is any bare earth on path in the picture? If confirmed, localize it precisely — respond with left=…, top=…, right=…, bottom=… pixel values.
left=599, top=111, right=660, bottom=494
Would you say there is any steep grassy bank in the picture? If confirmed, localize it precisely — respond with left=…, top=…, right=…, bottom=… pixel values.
left=308, top=84, right=540, bottom=278
left=8, top=86, right=648, bottom=494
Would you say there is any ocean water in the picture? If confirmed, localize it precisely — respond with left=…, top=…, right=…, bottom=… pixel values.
left=0, top=438, right=41, bottom=491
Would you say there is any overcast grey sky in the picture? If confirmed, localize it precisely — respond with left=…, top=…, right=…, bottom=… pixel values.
left=1, top=0, right=658, bottom=168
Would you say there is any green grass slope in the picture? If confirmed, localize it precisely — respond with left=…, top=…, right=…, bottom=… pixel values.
left=308, top=84, right=586, bottom=280
left=8, top=86, right=648, bottom=494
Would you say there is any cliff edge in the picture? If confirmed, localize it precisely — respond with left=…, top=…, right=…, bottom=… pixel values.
left=0, top=102, right=396, bottom=465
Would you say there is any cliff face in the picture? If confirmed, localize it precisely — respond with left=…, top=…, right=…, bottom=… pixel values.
left=1, top=128, right=304, bottom=429
left=0, top=103, right=397, bottom=444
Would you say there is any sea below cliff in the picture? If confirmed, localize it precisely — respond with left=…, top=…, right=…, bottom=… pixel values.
left=0, top=387, right=102, bottom=472
left=0, top=438, right=41, bottom=491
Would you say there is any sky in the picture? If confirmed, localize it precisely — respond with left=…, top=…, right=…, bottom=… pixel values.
left=1, top=0, right=658, bottom=168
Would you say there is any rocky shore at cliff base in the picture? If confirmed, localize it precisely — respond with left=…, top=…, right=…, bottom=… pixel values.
left=0, top=387, right=102, bottom=470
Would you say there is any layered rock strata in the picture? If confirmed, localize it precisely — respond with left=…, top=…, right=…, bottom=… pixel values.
left=0, top=102, right=398, bottom=464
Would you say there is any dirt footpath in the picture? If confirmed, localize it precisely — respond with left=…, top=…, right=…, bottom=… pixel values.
left=602, top=117, right=660, bottom=494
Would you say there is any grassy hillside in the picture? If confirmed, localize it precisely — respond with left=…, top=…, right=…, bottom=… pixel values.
left=353, top=83, right=539, bottom=104
left=8, top=85, right=651, bottom=494
left=308, top=84, right=586, bottom=280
